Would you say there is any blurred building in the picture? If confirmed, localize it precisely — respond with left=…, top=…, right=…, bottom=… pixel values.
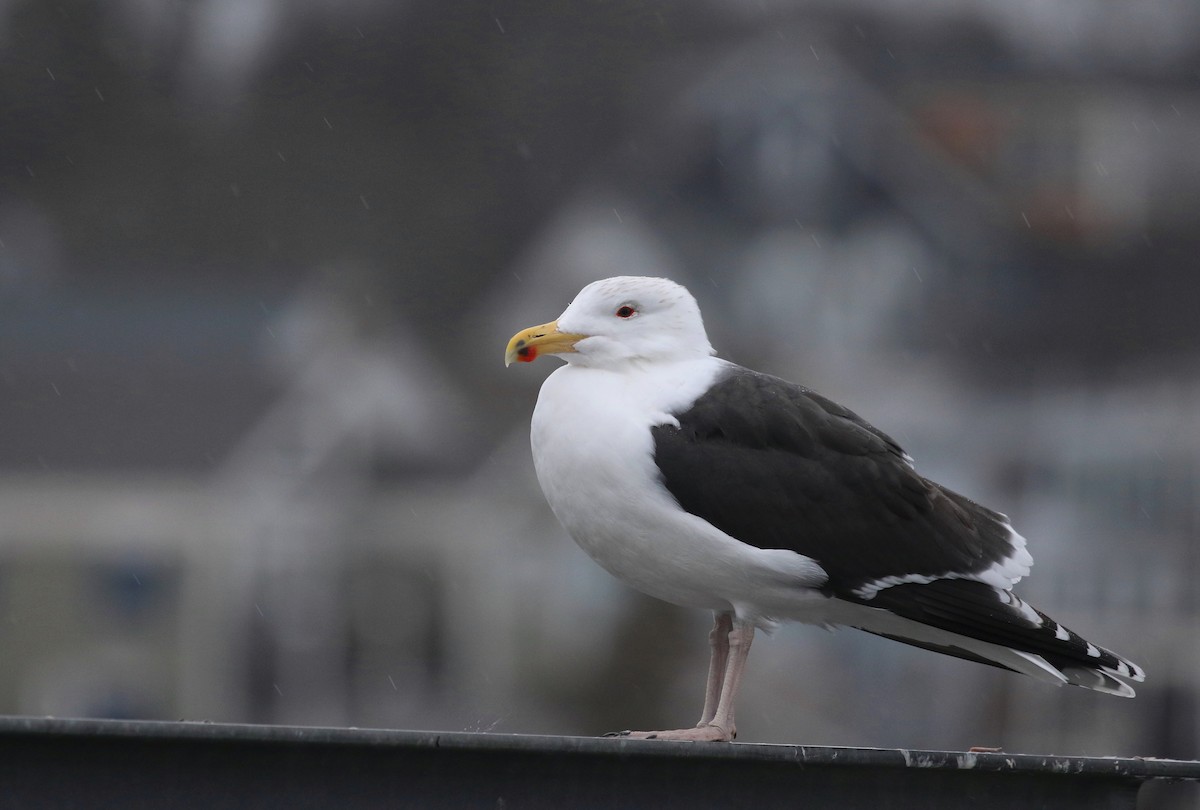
left=0, top=0, right=1196, bottom=780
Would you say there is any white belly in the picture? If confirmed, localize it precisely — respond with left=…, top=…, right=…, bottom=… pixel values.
left=529, top=359, right=828, bottom=624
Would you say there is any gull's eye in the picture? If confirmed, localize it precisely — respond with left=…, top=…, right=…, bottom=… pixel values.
left=615, top=305, right=637, bottom=319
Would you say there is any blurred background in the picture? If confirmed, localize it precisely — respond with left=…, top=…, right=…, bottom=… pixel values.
left=1, top=0, right=1197, bottom=784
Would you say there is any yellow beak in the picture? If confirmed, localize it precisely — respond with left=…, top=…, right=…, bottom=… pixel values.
left=505, top=320, right=586, bottom=367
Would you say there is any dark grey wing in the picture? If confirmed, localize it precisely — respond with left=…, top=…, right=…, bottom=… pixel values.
left=860, top=578, right=1144, bottom=690
left=650, top=366, right=1021, bottom=597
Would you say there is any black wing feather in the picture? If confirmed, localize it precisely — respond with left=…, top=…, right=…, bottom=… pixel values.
left=856, top=578, right=1137, bottom=678
left=651, top=366, right=1018, bottom=596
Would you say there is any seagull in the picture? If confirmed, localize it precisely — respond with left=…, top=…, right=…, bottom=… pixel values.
left=505, top=276, right=1144, bottom=742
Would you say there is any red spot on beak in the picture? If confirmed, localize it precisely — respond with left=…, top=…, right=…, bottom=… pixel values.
left=517, top=346, right=537, bottom=362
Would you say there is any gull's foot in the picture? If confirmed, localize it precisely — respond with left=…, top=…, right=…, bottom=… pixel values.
left=603, top=724, right=735, bottom=742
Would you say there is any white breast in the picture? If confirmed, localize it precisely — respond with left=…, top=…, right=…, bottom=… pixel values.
left=529, top=357, right=828, bottom=623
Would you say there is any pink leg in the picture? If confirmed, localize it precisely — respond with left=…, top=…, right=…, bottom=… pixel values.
left=614, top=615, right=754, bottom=742
left=699, top=613, right=732, bottom=726
left=703, top=620, right=754, bottom=737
